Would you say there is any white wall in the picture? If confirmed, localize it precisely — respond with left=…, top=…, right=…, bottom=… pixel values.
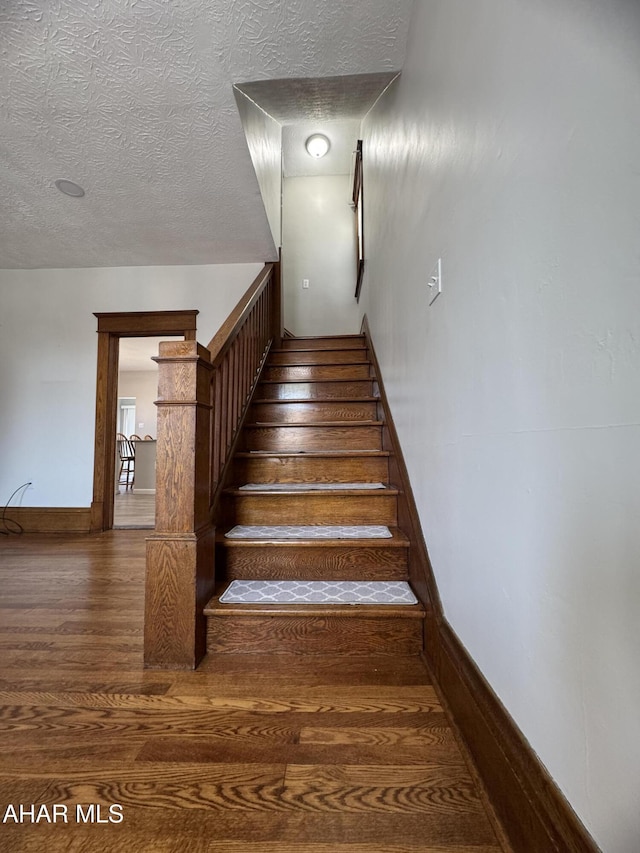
left=117, top=371, right=160, bottom=439
left=0, top=263, right=262, bottom=508
left=361, top=1, right=640, bottom=850
left=282, top=175, right=362, bottom=336
left=234, top=88, right=282, bottom=250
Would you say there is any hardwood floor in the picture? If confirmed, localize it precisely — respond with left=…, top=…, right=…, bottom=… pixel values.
left=0, top=531, right=510, bottom=852
left=113, top=490, right=155, bottom=528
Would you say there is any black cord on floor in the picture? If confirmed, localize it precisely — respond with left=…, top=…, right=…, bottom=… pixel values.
left=1, top=482, right=32, bottom=535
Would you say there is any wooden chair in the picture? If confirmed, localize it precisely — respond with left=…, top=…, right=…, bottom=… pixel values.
left=116, top=433, right=135, bottom=489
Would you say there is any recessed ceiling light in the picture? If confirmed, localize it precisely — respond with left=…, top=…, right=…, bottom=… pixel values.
left=305, top=134, right=331, bottom=158
left=55, top=179, right=85, bottom=197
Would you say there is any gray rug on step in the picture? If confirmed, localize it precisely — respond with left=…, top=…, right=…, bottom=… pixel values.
left=220, top=580, right=417, bottom=605
left=225, top=525, right=393, bottom=539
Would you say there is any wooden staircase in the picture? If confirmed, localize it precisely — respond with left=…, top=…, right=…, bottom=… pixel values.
left=204, top=334, right=425, bottom=655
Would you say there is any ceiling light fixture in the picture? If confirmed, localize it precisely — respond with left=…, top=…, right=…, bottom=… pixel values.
left=305, top=134, right=330, bottom=159
left=55, top=179, right=85, bottom=198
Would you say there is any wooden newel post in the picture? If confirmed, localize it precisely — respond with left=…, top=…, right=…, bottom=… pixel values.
left=145, top=340, right=214, bottom=669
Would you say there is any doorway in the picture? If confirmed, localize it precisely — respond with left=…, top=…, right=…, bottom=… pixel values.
left=90, top=310, right=199, bottom=532
left=113, top=339, right=181, bottom=529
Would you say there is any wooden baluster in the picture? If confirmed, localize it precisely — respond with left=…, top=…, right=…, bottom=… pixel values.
left=258, top=301, right=263, bottom=362
left=262, top=278, right=266, bottom=334
left=262, top=287, right=267, bottom=339
left=226, top=349, right=234, bottom=453
left=212, top=369, right=222, bottom=490
left=256, top=290, right=262, bottom=355
left=223, top=351, right=229, bottom=450
left=239, top=330, right=245, bottom=420
left=245, top=319, right=252, bottom=402
left=245, top=317, right=252, bottom=402
left=248, top=310, right=255, bottom=389
left=253, top=297, right=258, bottom=369
left=228, top=349, right=235, bottom=454
left=261, top=285, right=269, bottom=356
left=234, top=333, right=241, bottom=434
left=240, top=323, right=247, bottom=411
left=235, top=330, right=241, bottom=422
left=264, top=273, right=269, bottom=348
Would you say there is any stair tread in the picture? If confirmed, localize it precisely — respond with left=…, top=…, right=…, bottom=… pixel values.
left=226, top=524, right=393, bottom=539
left=282, top=335, right=364, bottom=341
left=205, top=588, right=424, bottom=619
left=207, top=603, right=424, bottom=618
left=236, top=450, right=390, bottom=457
left=208, top=604, right=424, bottom=619
left=278, top=335, right=367, bottom=342
left=253, top=397, right=379, bottom=404
left=246, top=420, right=383, bottom=428
left=220, top=525, right=408, bottom=545
left=218, top=579, right=418, bottom=605
left=236, top=481, right=388, bottom=490
left=286, top=332, right=364, bottom=341
left=270, top=347, right=367, bottom=354
left=226, top=485, right=398, bottom=496
left=217, top=527, right=409, bottom=547
left=265, top=364, right=371, bottom=368
left=259, top=378, right=373, bottom=384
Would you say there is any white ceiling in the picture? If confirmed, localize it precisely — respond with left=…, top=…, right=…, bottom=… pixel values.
left=119, top=336, right=182, bottom=372
left=236, top=74, right=398, bottom=178
left=235, top=72, right=398, bottom=123
left=0, top=0, right=413, bottom=270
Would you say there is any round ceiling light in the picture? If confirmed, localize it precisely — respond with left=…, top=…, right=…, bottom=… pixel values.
left=305, top=134, right=331, bottom=158
left=55, top=179, right=85, bottom=197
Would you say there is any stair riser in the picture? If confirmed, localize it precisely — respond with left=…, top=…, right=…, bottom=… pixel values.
left=258, top=381, right=373, bottom=400
left=281, top=337, right=365, bottom=350
left=251, top=401, right=378, bottom=423
left=269, top=349, right=368, bottom=365
left=229, top=494, right=398, bottom=526
left=233, top=454, right=389, bottom=484
left=263, top=365, right=370, bottom=382
left=243, top=425, right=382, bottom=452
left=219, top=544, right=408, bottom=581
left=207, top=615, right=423, bottom=655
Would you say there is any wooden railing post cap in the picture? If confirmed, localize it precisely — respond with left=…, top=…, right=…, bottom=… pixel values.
left=155, top=340, right=212, bottom=362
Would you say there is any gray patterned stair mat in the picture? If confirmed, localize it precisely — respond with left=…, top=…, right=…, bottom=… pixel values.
left=219, top=580, right=418, bottom=605
left=238, top=482, right=386, bottom=491
left=225, top=525, right=393, bottom=540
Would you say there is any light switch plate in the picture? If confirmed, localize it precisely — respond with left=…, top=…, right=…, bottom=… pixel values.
left=427, top=258, right=442, bottom=305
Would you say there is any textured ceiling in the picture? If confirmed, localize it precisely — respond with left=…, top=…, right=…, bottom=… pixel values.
left=235, top=73, right=397, bottom=123
left=0, top=0, right=413, bottom=269
left=236, top=74, right=398, bottom=178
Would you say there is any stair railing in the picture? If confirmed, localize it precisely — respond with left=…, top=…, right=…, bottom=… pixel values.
left=207, top=264, right=279, bottom=502
left=145, top=261, right=281, bottom=669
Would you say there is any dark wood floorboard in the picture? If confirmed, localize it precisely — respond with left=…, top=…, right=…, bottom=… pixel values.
left=0, top=531, right=509, bottom=852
